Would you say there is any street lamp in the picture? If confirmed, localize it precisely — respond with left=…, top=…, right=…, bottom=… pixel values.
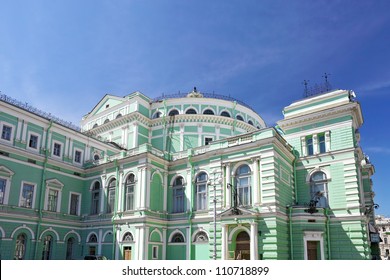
left=208, top=171, right=222, bottom=260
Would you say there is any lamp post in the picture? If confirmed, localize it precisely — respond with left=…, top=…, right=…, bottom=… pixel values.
left=208, top=171, right=222, bottom=260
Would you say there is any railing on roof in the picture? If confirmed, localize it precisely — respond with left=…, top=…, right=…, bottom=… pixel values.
left=151, top=91, right=256, bottom=112
left=0, top=93, right=81, bottom=132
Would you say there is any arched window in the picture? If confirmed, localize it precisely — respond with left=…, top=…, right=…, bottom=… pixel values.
left=125, top=174, right=135, bottom=211
left=104, top=119, right=110, bottom=124
left=220, top=111, right=231, bottom=118
left=91, top=181, right=100, bottom=215
left=116, top=113, right=122, bottom=119
left=195, top=172, right=208, bottom=211
left=172, top=177, right=184, bottom=213
left=310, top=171, right=328, bottom=208
left=42, top=235, right=53, bottom=260
left=93, top=154, right=100, bottom=161
left=248, top=120, right=254, bottom=126
left=66, top=237, right=75, bottom=260
left=14, top=234, right=26, bottom=260
left=122, top=232, right=134, bottom=243
left=93, top=123, right=98, bottom=129
left=107, top=179, right=116, bottom=213
left=235, top=165, right=251, bottom=206
left=203, top=109, right=214, bottom=115
left=185, top=108, right=197, bottom=114
left=152, top=111, right=162, bottom=119
left=168, top=109, right=179, bottom=116
left=88, top=234, right=98, bottom=243
left=171, top=232, right=185, bottom=243
left=236, top=115, right=244, bottom=121
left=194, top=231, right=208, bottom=242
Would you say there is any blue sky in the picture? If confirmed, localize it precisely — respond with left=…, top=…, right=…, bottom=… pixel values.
left=0, top=0, right=389, bottom=216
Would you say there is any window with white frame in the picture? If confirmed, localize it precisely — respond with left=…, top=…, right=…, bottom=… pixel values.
left=302, top=132, right=330, bottom=156
left=91, top=181, right=100, bottom=215
left=195, top=172, right=208, bottom=211
left=0, top=178, right=6, bottom=204
left=74, top=149, right=83, bottom=164
left=14, top=233, right=27, bottom=260
left=1, top=123, right=14, bottom=142
left=107, top=179, right=116, bottom=213
left=172, top=176, right=184, bottom=213
left=122, top=232, right=134, bottom=243
left=28, top=133, right=40, bottom=150
left=235, top=164, right=251, bottom=206
left=310, top=171, right=328, bottom=208
left=303, top=231, right=324, bottom=260
left=69, top=193, right=81, bottom=215
left=19, top=182, right=35, bottom=208
left=47, top=188, right=59, bottom=212
left=52, top=142, right=62, bottom=158
left=124, top=174, right=135, bottom=211
left=194, top=231, right=209, bottom=243
left=171, top=232, right=185, bottom=243
left=42, top=235, right=53, bottom=260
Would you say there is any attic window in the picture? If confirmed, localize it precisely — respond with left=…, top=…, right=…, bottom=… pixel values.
left=106, top=104, right=110, bottom=109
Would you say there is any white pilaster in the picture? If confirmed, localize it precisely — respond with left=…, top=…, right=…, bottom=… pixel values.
left=221, top=224, right=228, bottom=260
left=186, top=169, right=192, bottom=211
left=186, top=226, right=190, bottom=260
left=163, top=173, right=168, bottom=212
left=225, top=163, right=231, bottom=208
left=253, top=158, right=260, bottom=205
left=250, top=222, right=258, bottom=260
left=162, top=227, right=167, bottom=260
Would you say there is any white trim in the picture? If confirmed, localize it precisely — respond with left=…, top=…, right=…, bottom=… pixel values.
left=18, top=181, right=37, bottom=209
left=152, top=245, right=159, bottom=259
left=149, top=228, right=163, bottom=242
left=63, top=230, right=82, bottom=243
left=0, top=121, right=15, bottom=144
left=73, top=148, right=84, bottom=165
left=10, top=225, right=35, bottom=240
left=26, top=131, right=41, bottom=152
left=303, top=231, right=325, bottom=260
left=168, top=229, right=186, bottom=243
left=51, top=140, right=63, bottom=159
left=39, top=228, right=60, bottom=241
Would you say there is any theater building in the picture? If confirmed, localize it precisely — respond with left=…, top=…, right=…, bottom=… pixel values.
left=0, top=88, right=377, bottom=260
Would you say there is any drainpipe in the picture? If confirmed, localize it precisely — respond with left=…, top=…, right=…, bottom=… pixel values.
left=34, top=120, right=53, bottom=259
left=325, top=208, right=331, bottom=260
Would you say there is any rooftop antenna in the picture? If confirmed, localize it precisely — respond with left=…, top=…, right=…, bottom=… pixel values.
left=323, top=72, right=331, bottom=91
left=302, top=80, right=310, bottom=97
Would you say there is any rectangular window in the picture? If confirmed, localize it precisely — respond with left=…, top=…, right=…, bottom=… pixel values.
left=20, top=183, right=34, bottom=208
left=306, top=136, right=313, bottom=156
left=107, top=187, right=115, bottom=213
left=205, top=137, right=213, bottom=146
left=0, top=178, right=6, bottom=204
left=152, top=246, right=158, bottom=259
left=69, top=193, right=80, bottom=215
left=47, top=189, right=58, bottom=212
left=74, top=150, right=82, bottom=163
left=1, top=125, right=12, bottom=141
left=29, top=135, right=39, bottom=149
left=53, top=143, right=61, bottom=157
left=318, top=134, right=326, bottom=153
left=173, top=187, right=184, bottom=213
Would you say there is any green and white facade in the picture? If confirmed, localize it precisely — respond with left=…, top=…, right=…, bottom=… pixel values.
left=0, top=88, right=377, bottom=260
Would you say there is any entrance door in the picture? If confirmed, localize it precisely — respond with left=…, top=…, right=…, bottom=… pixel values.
left=235, top=231, right=250, bottom=260
left=124, top=246, right=132, bottom=260
left=307, top=241, right=319, bottom=260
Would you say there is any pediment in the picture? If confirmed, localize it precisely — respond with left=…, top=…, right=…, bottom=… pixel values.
left=46, top=178, right=64, bottom=189
left=0, top=166, right=14, bottom=177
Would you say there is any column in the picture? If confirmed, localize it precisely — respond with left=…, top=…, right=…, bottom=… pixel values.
left=186, top=169, right=192, bottom=211
left=180, top=124, right=184, bottom=151
left=163, top=173, right=168, bottom=212
left=21, top=121, right=28, bottom=143
left=100, top=175, right=107, bottom=214
left=133, top=122, right=138, bottom=148
left=301, top=136, right=306, bottom=156
left=117, top=169, right=124, bottom=212
left=253, top=158, right=260, bottom=206
left=98, top=229, right=103, bottom=255
left=137, top=167, right=143, bottom=209
left=313, top=134, right=318, bottom=154
left=145, top=226, right=150, bottom=260
left=64, top=137, right=70, bottom=158
left=221, top=224, right=228, bottom=260
left=145, top=167, right=150, bottom=209
left=225, top=163, right=231, bottom=208
left=186, top=226, right=191, bottom=260
left=115, top=229, right=120, bottom=260
left=250, top=222, right=258, bottom=260
left=325, top=131, right=331, bottom=152
left=16, top=119, right=23, bottom=141
left=137, top=226, right=145, bottom=260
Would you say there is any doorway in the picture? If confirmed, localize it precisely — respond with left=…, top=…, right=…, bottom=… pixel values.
left=235, top=231, right=250, bottom=260
left=123, top=246, right=132, bottom=260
